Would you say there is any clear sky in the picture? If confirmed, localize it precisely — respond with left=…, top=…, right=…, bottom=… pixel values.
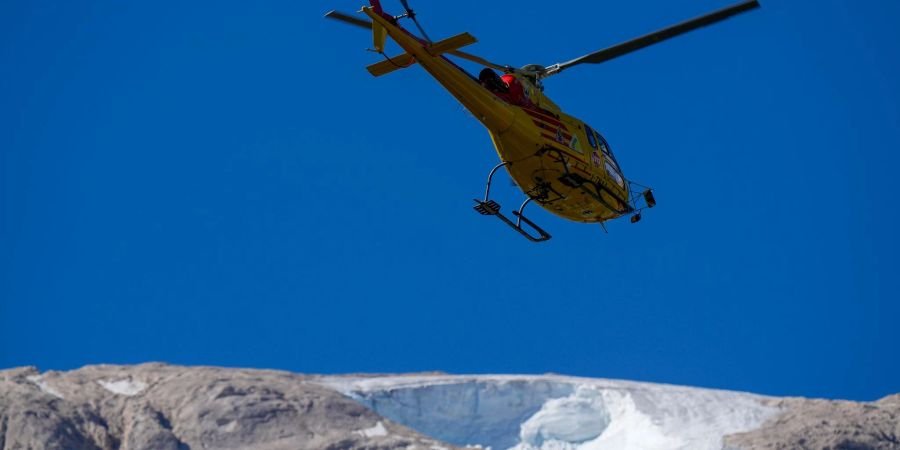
left=2, top=0, right=898, bottom=401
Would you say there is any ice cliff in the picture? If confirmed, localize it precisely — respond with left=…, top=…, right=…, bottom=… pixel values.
left=319, top=375, right=779, bottom=450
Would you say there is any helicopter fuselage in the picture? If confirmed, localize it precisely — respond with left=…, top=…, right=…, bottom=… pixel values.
left=364, top=7, right=632, bottom=223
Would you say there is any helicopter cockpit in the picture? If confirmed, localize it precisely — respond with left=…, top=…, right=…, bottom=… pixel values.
left=584, top=124, right=625, bottom=188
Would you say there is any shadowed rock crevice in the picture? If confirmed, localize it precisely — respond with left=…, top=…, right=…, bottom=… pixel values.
left=0, top=415, right=7, bottom=449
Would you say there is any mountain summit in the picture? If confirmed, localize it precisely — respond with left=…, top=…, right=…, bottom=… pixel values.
left=1, top=364, right=897, bottom=449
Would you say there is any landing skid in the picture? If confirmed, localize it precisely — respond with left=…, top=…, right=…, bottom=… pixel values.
left=473, top=162, right=552, bottom=243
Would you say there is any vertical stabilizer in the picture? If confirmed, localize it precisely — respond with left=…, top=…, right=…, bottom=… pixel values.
left=372, top=20, right=387, bottom=53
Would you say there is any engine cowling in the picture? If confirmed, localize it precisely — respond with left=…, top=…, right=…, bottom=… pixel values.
left=501, top=74, right=531, bottom=107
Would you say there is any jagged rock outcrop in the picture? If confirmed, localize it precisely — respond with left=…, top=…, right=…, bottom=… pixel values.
left=0, top=364, right=457, bottom=450
left=724, top=395, right=900, bottom=450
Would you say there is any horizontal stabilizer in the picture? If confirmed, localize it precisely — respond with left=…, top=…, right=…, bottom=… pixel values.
left=365, top=33, right=477, bottom=77
left=367, top=53, right=417, bottom=77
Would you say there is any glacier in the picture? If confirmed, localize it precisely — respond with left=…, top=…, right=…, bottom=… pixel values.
left=319, top=374, right=781, bottom=450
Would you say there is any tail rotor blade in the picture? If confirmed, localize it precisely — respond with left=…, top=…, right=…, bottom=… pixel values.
left=398, top=0, right=432, bottom=43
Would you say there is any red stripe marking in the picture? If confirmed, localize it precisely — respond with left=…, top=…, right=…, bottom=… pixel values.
left=540, top=132, right=574, bottom=147
left=534, top=121, right=572, bottom=140
left=525, top=109, right=568, bottom=131
left=540, top=132, right=562, bottom=143
left=523, top=108, right=565, bottom=127
left=541, top=132, right=575, bottom=146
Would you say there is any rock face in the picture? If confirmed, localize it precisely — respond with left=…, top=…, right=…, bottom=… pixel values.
left=0, top=364, right=457, bottom=450
left=1, top=364, right=898, bottom=450
left=723, top=396, right=900, bottom=450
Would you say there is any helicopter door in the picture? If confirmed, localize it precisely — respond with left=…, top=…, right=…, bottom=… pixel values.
left=596, top=131, right=625, bottom=188
left=583, top=124, right=604, bottom=172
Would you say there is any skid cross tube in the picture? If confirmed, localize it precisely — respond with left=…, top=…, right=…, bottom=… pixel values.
left=473, top=161, right=552, bottom=242
left=515, top=197, right=536, bottom=228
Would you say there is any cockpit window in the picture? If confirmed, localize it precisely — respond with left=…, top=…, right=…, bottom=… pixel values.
left=584, top=124, right=598, bottom=149
left=606, top=162, right=625, bottom=187
left=595, top=131, right=620, bottom=169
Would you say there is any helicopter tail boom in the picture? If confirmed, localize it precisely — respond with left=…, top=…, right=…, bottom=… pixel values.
left=361, top=7, right=515, bottom=132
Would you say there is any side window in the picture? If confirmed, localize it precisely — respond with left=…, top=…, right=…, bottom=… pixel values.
left=605, top=162, right=625, bottom=187
left=596, top=132, right=609, bottom=155
left=584, top=124, right=598, bottom=149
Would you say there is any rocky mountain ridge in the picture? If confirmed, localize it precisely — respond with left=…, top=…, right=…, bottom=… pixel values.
left=0, top=364, right=452, bottom=450
left=1, top=364, right=898, bottom=450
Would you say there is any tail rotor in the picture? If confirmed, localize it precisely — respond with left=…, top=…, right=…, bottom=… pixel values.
left=398, top=0, right=432, bottom=43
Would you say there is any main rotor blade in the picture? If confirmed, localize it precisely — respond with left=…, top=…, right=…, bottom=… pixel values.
left=446, top=50, right=508, bottom=72
left=550, top=0, right=760, bottom=75
left=324, top=10, right=373, bottom=30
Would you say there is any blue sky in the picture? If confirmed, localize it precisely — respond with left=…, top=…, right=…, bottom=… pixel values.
left=1, top=0, right=898, bottom=401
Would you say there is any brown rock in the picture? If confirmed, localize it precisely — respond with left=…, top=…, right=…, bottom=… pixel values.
left=724, top=397, right=900, bottom=450
left=0, top=364, right=459, bottom=450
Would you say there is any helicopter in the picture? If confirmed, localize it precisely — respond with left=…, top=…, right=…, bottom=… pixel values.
left=326, top=0, right=760, bottom=242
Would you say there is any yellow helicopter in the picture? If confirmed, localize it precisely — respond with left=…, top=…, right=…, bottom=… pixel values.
left=326, top=0, right=760, bottom=242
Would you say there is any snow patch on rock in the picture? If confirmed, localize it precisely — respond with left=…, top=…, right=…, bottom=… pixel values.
left=356, top=421, right=389, bottom=437
left=98, top=378, right=147, bottom=396
left=26, top=375, right=64, bottom=399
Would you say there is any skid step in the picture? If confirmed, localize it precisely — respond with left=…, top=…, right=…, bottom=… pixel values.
left=473, top=199, right=501, bottom=215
